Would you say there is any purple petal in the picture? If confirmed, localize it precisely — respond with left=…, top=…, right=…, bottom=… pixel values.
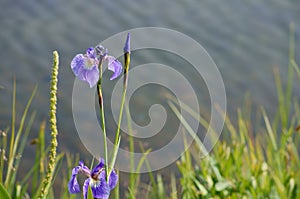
left=84, top=66, right=99, bottom=87
left=82, top=167, right=92, bottom=177
left=76, top=161, right=91, bottom=177
left=68, top=167, right=81, bottom=194
left=91, top=176, right=110, bottom=199
left=86, top=47, right=96, bottom=59
left=106, top=56, right=122, bottom=80
left=83, top=178, right=90, bottom=199
left=79, top=161, right=85, bottom=167
left=76, top=66, right=88, bottom=82
left=91, top=158, right=105, bottom=174
left=99, top=158, right=105, bottom=167
left=124, top=33, right=130, bottom=53
left=109, top=169, right=118, bottom=189
left=72, top=165, right=81, bottom=175
left=71, top=54, right=85, bottom=76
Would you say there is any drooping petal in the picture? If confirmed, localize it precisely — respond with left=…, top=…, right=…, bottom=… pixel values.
left=124, top=33, right=130, bottom=53
left=106, top=56, right=122, bottom=80
left=68, top=166, right=81, bottom=194
left=83, top=178, right=90, bottom=199
left=91, top=176, right=110, bottom=199
left=79, top=161, right=92, bottom=177
left=108, top=169, right=118, bottom=189
left=71, top=54, right=85, bottom=76
left=68, top=176, right=80, bottom=194
left=85, top=65, right=99, bottom=87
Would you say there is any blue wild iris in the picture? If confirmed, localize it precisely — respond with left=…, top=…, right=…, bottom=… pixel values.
left=68, top=158, right=118, bottom=199
left=69, top=34, right=130, bottom=198
left=71, top=45, right=122, bottom=87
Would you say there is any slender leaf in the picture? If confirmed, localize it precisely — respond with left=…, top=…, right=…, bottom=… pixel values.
left=0, top=184, right=11, bottom=199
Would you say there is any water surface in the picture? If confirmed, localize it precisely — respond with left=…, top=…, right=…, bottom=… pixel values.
left=0, top=0, right=299, bottom=170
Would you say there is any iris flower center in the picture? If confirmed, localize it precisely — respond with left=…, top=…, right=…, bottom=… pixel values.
left=84, top=56, right=97, bottom=70
left=89, top=178, right=101, bottom=187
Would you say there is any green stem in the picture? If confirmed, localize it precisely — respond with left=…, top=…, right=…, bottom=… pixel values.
left=97, top=59, right=109, bottom=182
left=109, top=52, right=130, bottom=175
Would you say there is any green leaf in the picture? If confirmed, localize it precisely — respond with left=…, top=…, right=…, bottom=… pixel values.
left=87, top=186, right=93, bottom=199
left=0, top=184, right=12, bottom=199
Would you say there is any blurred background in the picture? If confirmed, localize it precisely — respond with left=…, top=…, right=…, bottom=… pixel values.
left=0, top=0, right=299, bottom=194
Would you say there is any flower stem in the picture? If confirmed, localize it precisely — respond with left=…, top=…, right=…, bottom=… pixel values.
left=97, top=59, right=109, bottom=182
left=109, top=51, right=130, bottom=175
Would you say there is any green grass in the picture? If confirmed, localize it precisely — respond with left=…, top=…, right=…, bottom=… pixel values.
left=172, top=24, right=300, bottom=198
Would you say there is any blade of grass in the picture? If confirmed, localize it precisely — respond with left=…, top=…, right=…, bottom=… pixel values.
left=168, top=101, right=207, bottom=155
left=33, top=121, right=46, bottom=192
left=0, top=129, right=8, bottom=184
left=156, top=174, right=165, bottom=199
left=170, top=173, right=177, bottom=199
left=167, top=95, right=220, bottom=141
left=5, top=85, right=37, bottom=189
left=8, top=79, right=16, bottom=168
left=20, top=146, right=50, bottom=186
left=168, top=101, right=223, bottom=181
left=139, top=142, right=158, bottom=198
left=274, top=67, right=288, bottom=129
left=0, top=183, right=11, bottom=199
left=215, top=104, right=237, bottom=140
left=261, top=108, right=278, bottom=151
left=125, top=102, right=135, bottom=195
left=125, top=100, right=152, bottom=198
left=87, top=186, right=93, bottom=199
left=10, top=111, right=36, bottom=189
left=291, top=60, right=300, bottom=78
left=131, top=148, right=152, bottom=195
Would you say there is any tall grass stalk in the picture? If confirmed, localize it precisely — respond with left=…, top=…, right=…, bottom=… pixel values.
left=37, top=51, right=59, bottom=198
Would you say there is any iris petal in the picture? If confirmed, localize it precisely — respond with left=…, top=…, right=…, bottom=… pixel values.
left=78, top=161, right=91, bottom=177
left=85, top=66, right=99, bottom=88
left=107, top=56, right=122, bottom=80
left=109, top=169, right=118, bottom=189
left=86, top=47, right=96, bottom=59
left=83, top=178, right=90, bottom=199
left=68, top=167, right=81, bottom=194
left=68, top=159, right=118, bottom=199
left=71, top=54, right=85, bottom=76
left=91, top=176, right=110, bottom=199
left=91, top=158, right=105, bottom=174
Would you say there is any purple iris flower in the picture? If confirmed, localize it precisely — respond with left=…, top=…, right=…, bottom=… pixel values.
left=71, top=46, right=122, bottom=87
left=68, top=158, right=118, bottom=199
